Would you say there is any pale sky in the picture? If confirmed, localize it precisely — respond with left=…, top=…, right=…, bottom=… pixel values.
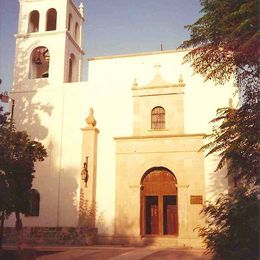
left=0, top=0, right=201, bottom=90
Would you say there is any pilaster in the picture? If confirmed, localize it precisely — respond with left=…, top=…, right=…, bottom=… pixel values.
left=79, top=108, right=99, bottom=228
left=176, top=184, right=189, bottom=238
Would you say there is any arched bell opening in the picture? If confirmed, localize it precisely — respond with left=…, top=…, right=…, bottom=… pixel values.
left=29, top=46, right=50, bottom=79
left=46, top=8, right=57, bottom=31
left=28, top=10, right=39, bottom=33
left=140, top=167, right=178, bottom=236
left=68, top=13, right=72, bottom=31
left=68, top=53, right=76, bottom=82
left=74, top=22, right=79, bottom=43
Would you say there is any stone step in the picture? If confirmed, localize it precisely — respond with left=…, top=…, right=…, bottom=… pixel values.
left=97, top=235, right=201, bottom=248
left=140, top=237, right=179, bottom=247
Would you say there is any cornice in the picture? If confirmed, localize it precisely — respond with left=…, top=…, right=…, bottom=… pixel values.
left=114, top=133, right=205, bottom=140
left=88, top=48, right=192, bottom=61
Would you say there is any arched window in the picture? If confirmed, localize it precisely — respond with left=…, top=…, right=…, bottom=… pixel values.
left=74, top=22, right=79, bottom=43
left=29, top=46, right=50, bottom=79
left=68, top=53, right=76, bottom=82
left=27, top=189, right=40, bottom=216
left=46, top=8, right=57, bottom=31
left=28, top=10, right=39, bottom=33
left=68, top=13, right=72, bottom=31
left=151, top=106, right=165, bottom=129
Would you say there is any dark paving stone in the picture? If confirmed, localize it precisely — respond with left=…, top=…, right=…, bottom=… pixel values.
left=0, top=249, right=63, bottom=260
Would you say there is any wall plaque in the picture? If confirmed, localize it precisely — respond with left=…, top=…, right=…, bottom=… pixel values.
left=190, top=195, right=203, bottom=204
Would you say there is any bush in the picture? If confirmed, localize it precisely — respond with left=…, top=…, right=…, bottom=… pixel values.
left=199, top=187, right=259, bottom=260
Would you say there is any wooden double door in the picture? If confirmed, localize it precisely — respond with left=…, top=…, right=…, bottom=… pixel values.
left=141, top=168, right=178, bottom=236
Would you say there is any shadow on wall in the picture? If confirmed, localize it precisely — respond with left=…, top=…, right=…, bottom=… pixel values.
left=3, top=167, right=86, bottom=245
left=17, top=166, right=81, bottom=227
left=206, top=154, right=228, bottom=200
left=12, top=38, right=53, bottom=141
left=54, top=166, right=81, bottom=227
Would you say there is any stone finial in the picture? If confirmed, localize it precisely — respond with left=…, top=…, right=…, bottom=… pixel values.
left=178, top=74, right=184, bottom=84
left=133, top=78, right=138, bottom=87
left=79, top=2, right=84, bottom=16
left=85, top=107, right=96, bottom=127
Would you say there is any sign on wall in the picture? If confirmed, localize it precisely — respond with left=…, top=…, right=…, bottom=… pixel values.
left=190, top=195, right=203, bottom=204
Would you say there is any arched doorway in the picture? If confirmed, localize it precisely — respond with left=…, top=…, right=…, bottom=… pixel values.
left=140, top=167, right=178, bottom=236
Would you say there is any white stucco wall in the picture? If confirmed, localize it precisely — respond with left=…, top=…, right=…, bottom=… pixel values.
left=87, top=49, right=236, bottom=235
left=8, top=0, right=237, bottom=235
left=7, top=47, right=236, bottom=237
left=7, top=82, right=92, bottom=227
left=6, top=0, right=88, bottom=228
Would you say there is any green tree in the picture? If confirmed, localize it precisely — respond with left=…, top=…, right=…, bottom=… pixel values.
left=203, top=97, right=260, bottom=186
left=179, top=0, right=260, bottom=185
left=0, top=106, right=10, bottom=248
left=179, top=0, right=260, bottom=183
left=199, top=187, right=259, bottom=260
left=0, top=106, right=47, bottom=248
left=180, top=0, right=259, bottom=84
left=179, top=0, right=259, bottom=258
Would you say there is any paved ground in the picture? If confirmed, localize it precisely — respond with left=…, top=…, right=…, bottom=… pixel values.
left=2, top=245, right=211, bottom=260
left=33, top=246, right=211, bottom=260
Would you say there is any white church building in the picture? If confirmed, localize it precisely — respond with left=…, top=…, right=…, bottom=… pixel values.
left=5, top=0, right=236, bottom=247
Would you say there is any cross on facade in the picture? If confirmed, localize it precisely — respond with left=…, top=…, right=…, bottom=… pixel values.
left=154, top=63, right=161, bottom=73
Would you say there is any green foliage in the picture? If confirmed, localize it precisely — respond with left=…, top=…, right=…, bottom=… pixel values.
left=0, top=106, right=47, bottom=218
left=183, top=0, right=260, bottom=186
left=180, top=0, right=260, bottom=183
left=180, top=1, right=260, bottom=258
left=179, top=0, right=260, bottom=84
left=202, top=97, right=260, bottom=185
left=78, top=196, right=97, bottom=228
left=180, top=0, right=260, bottom=184
left=0, top=172, right=10, bottom=214
left=0, top=107, right=10, bottom=215
left=199, top=187, right=259, bottom=260
left=0, top=106, right=9, bottom=125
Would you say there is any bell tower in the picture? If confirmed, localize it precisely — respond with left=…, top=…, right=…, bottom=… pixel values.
left=9, top=0, right=89, bottom=228
left=13, top=0, right=85, bottom=90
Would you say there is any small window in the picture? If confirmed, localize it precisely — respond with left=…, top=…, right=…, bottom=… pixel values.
left=74, top=22, right=79, bottom=43
left=68, top=13, right=72, bottom=31
left=28, top=10, right=39, bottom=33
left=29, top=46, right=50, bottom=79
left=46, top=8, right=57, bottom=31
left=151, top=106, right=165, bottom=129
left=27, top=189, right=40, bottom=216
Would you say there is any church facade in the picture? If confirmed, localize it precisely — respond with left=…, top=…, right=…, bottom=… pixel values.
left=6, top=0, right=236, bottom=247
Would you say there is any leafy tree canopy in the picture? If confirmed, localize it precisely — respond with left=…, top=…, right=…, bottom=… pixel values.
left=180, top=1, right=260, bottom=258
left=203, top=100, right=260, bottom=185
left=180, top=0, right=260, bottom=185
left=199, top=187, right=259, bottom=260
left=180, top=0, right=260, bottom=84
left=0, top=106, right=47, bottom=228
